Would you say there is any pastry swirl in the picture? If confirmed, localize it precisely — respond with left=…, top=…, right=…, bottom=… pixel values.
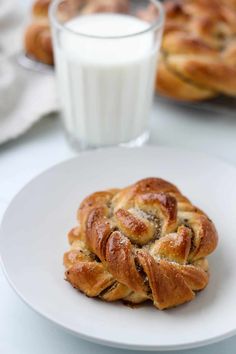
left=64, top=178, right=218, bottom=310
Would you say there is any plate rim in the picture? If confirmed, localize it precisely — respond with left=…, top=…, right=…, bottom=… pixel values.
left=1, top=145, right=236, bottom=351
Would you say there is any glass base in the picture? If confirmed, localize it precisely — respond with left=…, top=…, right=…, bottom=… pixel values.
left=120, top=131, right=149, bottom=148
left=65, top=131, right=150, bottom=152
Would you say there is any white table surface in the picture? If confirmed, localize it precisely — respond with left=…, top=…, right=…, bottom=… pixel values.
left=1, top=97, right=236, bottom=354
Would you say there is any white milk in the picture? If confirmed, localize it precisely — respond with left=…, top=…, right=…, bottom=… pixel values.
left=54, top=13, right=159, bottom=147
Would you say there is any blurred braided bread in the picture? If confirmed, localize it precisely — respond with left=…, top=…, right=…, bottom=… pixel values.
left=156, top=0, right=236, bottom=101
left=139, top=0, right=236, bottom=101
left=24, top=0, right=129, bottom=65
left=64, top=178, right=218, bottom=310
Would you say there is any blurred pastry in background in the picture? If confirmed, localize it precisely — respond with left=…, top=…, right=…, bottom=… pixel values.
left=32, top=0, right=51, bottom=18
left=24, top=0, right=53, bottom=65
left=79, top=0, right=129, bottom=14
left=24, top=0, right=236, bottom=102
left=155, top=0, right=236, bottom=101
left=25, top=23, right=53, bottom=65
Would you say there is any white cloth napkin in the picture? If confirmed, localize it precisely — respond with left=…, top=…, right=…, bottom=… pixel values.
left=0, top=0, right=58, bottom=145
left=0, top=56, right=58, bottom=144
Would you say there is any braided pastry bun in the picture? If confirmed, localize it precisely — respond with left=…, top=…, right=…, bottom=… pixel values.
left=64, top=178, right=218, bottom=310
left=152, top=0, right=236, bottom=101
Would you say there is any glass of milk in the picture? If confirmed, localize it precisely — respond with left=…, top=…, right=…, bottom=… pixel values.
left=49, top=0, right=164, bottom=150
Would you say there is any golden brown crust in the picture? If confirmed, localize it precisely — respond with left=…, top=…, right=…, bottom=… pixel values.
left=78, top=190, right=118, bottom=239
left=150, top=225, right=192, bottom=264
left=223, top=41, right=236, bottom=67
left=156, top=58, right=216, bottom=101
left=101, top=282, right=131, bottom=301
left=68, top=226, right=80, bottom=244
left=86, top=207, right=113, bottom=261
left=64, top=177, right=218, bottom=310
left=114, top=208, right=155, bottom=245
left=32, top=0, right=51, bottom=19
left=137, top=251, right=195, bottom=309
left=106, top=231, right=148, bottom=294
left=174, top=263, right=209, bottom=290
left=66, top=262, right=115, bottom=297
left=167, top=55, right=236, bottom=96
left=221, top=0, right=236, bottom=9
left=162, top=32, right=219, bottom=57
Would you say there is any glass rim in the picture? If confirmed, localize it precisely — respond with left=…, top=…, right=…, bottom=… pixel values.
left=49, top=0, right=165, bottom=40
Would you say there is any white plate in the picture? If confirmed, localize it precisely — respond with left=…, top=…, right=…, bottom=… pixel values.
left=1, top=146, right=236, bottom=351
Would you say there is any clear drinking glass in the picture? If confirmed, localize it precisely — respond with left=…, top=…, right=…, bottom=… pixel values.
left=50, top=0, right=164, bottom=150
